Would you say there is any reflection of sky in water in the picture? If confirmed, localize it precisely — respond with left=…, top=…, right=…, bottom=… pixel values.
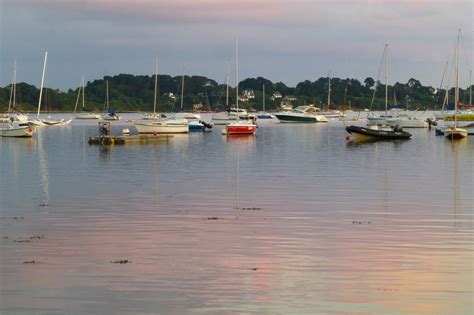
left=0, top=114, right=473, bottom=314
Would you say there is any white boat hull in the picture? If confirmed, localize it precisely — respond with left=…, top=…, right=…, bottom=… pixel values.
left=386, top=118, right=428, bottom=128
left=134, top=120, right=189, bottom=134
left=76, top=113, right=101, bottom=119
left=0, top=125, right=36, bottom=137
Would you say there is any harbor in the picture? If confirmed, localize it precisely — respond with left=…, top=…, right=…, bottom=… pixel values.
left=1, top=113, right=473, bottom=314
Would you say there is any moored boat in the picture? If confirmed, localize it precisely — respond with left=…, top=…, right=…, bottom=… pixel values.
left=275, top=105, right=328, bottom=123
left=226, top=120, right=257, bottom=135
left=346, top=125, right=412, bottom=141
left=133, top=118, right=189, bottom=134
left=0, top=122, right=36, bottom=137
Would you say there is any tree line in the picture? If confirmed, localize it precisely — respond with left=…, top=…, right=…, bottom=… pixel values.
left=0, top=74, right=471, bottom=112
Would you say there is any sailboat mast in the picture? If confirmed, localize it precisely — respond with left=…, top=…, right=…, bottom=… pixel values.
left=327, top=73, right=331, bottom=110
left=82, top=75, right=85, bottom=110
left=384, top=44, right=388, bottom=115
left=106, top=80, right=109, bottom=110
left=73, top=77, right=81, bottom=114
left=37, top=51, right=48, bottom=118
left=454, top=30, right=461, bottom=126
left=180, top=65, right=185, bottom=111
left=469, top=70, right=472, bottom=106
left=8, top=61, right=16, bottom=112
left=235, top=38, right=239, bottom=110
left=263, top=84, right=265, bottom=112
left=153, top=56, right=159, bottom=114
left=226, top=60, right=230, bottom=108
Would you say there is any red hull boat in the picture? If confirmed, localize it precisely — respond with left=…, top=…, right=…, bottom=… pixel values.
left=226, top=122, right=256, bottom=135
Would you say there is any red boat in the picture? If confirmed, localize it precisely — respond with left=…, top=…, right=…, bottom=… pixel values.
left=226, top=121, right=256, bottom=135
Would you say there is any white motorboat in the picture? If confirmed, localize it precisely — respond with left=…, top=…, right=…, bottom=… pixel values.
left=174, top=112, right=201, bottom=121
left=142, top=112, right=165, bottom=120
left=133, top=118, right=189, bottom=134
left=41, top=117, right=72, bottom=126
left=0, top=122, right=36, bottom=137
left=275, top=105, right=328, bottom=123
left=76, top=112, right=101, bottom=120
left=386, top=114, right=428, bottom=128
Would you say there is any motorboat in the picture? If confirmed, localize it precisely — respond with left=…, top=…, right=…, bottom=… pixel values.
left=174, top=112, right=201, bottom=121
left=444, top=126, right=468, bottom=140
left=256, top=112, right=279, bottom=124
left=188, top=120, right=213, bottom=132
left=386, top=114, right=428, bottom=128
left=225, top=120, right=257, bottom=135
left=345, top=125, right=412, bottom=141
left=133, top=118, right=189, bottom=134
left=274, top=105, right=328, bottom=123
left=76, top=112, right=101, bottom=120
left=142, top=112, right=165, bottom=120
left=0, top=122, right=36, bottom=137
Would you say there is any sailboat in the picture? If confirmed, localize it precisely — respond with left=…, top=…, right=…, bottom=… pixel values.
left=366, top=48, right=400, bottom=126
left=225, top=39, right=257, bottom=135
left=143, top=56, right=164, bottom=120
left=321, top=72, right=342, bottom=118
left=339, top=82, right=359, bottom=121
left=75, top=76, right=101, bottom=120
left=102, top=80, right=121, bottom=121
left=1, top=61, right=29, bottom=124
left=133, top=64, right=188, bottom=134
left=31, top=52, right=72, bottom=127
left=444, top=30, right=468, bottom=140
left=256, top=84, right=278, bottom=123
left=346, top=44, right=412, bottom=141
left=174, top=65, right=201, bottom=122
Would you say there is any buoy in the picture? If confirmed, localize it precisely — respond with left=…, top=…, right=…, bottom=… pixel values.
left=345, top=135, right=350, bottom=142
left=122, top=128, right=130, bottom=135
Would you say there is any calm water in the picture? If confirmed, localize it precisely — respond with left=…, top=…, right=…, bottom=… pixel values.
left=1, top=114, right=473, bottom=314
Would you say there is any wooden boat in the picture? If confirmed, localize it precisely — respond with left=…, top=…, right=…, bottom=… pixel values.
left=346, top=125, right=412, bottom=141
left=444, top=126, right=468, bottom=140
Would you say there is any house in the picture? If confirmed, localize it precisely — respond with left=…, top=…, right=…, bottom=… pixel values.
left=271, top=91, right=282, bottom=100
left=242, top=89, right=255, bottom=99
left=283, top=95, right=297, bottom=101
left=280, top=100, right=293, bottom=111
left=164, top=92, right=176, bottom=100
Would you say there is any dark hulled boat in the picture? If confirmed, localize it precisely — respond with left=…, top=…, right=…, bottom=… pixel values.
left=345, top=125, right=412, bottom=141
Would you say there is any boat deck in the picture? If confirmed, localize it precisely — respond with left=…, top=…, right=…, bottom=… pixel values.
left=88, top=134, right=173, bottom=145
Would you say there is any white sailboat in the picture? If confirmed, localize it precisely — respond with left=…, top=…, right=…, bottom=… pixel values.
left=142, top=56, right=164, bottom=120
left=31, top=52, right=72, bottom=127
left=366, top=45, right=399, bottom=126
left=102, top=80, right=120, bottom=121
left=444, top=30, right=468, bottom=140
left=256, top=84, right=278, bottom=124
left=75, top=75, right=101, bottom=120
left=174, top=65, right=201, bottom=122
left=1, top=61, right=29, bottom=124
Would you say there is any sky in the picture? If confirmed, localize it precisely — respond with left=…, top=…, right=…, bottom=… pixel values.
left=0, top=0, right=472, bottom=90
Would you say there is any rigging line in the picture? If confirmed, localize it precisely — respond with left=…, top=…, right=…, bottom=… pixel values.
left=370, top=46, right=386, bottom=111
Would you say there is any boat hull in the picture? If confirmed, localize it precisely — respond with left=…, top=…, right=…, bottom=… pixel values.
left=386, top=118, right=428, bottom=128
left=274, top=113, right=327, bottom=123
left=346, top=125, right=412, bottom=140
left=134, top=121, right=189, bottom=134
left=444, top=127, right=468, bottom=140
left=0, top=126, right=35, bottom=137
left=76, top=113, right=101, bottom=120
left=226, top=123, right=257, bottom=135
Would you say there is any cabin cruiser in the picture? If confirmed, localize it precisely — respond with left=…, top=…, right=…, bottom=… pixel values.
left=274, top=106, right=328, bottom=123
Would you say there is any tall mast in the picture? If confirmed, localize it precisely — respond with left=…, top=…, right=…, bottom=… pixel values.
left=13, top=60, right=16, bottom=110
left=235, top=38, right=239, bottom=110
left=73, top=77, right=82, bottom=114
left=327, top=71, right=331, bottom=110
left=153, top=56, right=158, bottom=114
left=106, top=80, right=109, bottom=110
left=454, top=30, right=461, bottom=126
left=226, top=59, right=230, bottom=108
left=82, top=75, right=86, bottom=111
left=469, top=70, right=472, bottom=106
left=180, top=65, right=185, bottom=111
left=384, top=44, right=388, bottom=115
left=263, top=84, right=265, bottom=112
left=37, top=51, right=48, bottom=118
left=8, top=60, right=16, bottom=112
